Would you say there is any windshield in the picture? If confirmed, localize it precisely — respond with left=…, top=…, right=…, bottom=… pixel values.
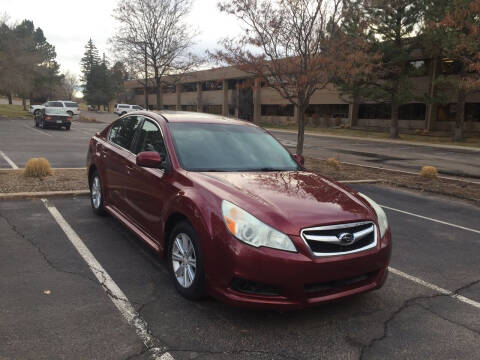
left=168, top=123, right=299, bottom=172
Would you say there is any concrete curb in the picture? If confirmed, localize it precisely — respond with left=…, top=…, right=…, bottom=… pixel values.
left=0, top=167, right=87, bottom=172
left=0, top=190, right=89, bottom=200
left=267, top=128, right=480, bottom=152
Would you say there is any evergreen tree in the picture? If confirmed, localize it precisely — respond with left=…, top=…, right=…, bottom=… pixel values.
left=80, top=39, right=102, bottom=109
left=363, top=0, right=424, bottom=138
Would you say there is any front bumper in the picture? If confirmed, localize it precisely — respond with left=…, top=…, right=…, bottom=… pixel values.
left=205, top=230, right=391, bottom=310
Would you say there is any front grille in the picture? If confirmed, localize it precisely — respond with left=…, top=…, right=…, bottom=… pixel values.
left=301, top=221, right=377, bottom=257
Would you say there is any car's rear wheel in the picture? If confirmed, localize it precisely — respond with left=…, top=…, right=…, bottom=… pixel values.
left=66, top=124, right=71, bottom=131
left=121, top=112, right=126, bottom=116
left=67, top=111, right=73, bottom=117
left=90, top=171, right=106, bottom=216
left=168, top=221, right=205, bottom=300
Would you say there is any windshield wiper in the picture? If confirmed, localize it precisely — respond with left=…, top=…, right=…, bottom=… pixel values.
left=257, top=167, right=289, bottom=172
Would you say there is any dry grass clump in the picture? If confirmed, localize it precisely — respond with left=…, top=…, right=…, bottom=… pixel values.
left=420, top=165, right=438, bottom=179
left=326, top=157, right=341, bottom=170
left=24, top=157, right=52, bottom=178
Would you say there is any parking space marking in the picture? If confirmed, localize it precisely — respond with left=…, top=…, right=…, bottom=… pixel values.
left=0, top=150, right=18, bottom=169
left=40, top=199, right=174, bottom=360
left=389, top=267, right=480, bottom=310
left=380, top=204, right=480, bottom=234
left=22, top=124, right=53, bottom=137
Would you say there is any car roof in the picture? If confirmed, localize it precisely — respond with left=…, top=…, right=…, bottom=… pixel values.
left=151, top=110, right=254, bottom=126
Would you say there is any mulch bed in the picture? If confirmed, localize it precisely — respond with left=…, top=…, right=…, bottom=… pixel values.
left=1, top=162, right=479, bottom=206
left=305, top=157, right=480, bottom=205
left=0, top=169, right=88, bottom=193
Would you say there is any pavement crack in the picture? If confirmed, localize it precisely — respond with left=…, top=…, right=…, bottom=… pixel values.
left=0, top=210, right=98, bottom=286
left=359, top=278, right=480, bottom=359
left=167, top=348, right=301, bottom=359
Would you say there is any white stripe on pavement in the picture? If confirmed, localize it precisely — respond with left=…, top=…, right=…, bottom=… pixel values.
left=380, top=204, right=480, bottom=235
left=0, top=150, right=18, bottom=169
left=23, top=124, right=53, bottom=137
left=389, top=267, right=480, bottom=310
left=41, top=199, right=174, bottom=360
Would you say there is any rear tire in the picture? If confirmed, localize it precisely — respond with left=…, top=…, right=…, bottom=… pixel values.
left=67, top=111, right=73, bottom=117
left=168, top=221, right=205, bottom=300
left=66, top=124, right=71, bottom=131
left=89, top=170, right=107, bottom=216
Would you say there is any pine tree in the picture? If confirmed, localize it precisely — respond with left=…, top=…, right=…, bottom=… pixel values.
left=80, top=39, right=101, bottom=109
left=363, top=0, right=424, bottom=138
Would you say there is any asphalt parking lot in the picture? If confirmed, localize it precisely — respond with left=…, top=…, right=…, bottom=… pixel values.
left=1, top=185, right=479, bottom=360
left=0, top=118, right=107, bottom=168
left=270, top=130, right=480, bottom=181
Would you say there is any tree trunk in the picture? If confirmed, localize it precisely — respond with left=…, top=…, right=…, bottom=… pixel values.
left=390, top=101, right=400, bottom=139
left=350, top=92, right=360, bottom=128
left=22, top=98, right=27, bottom=111
left=295, top=103, right=306, bottom=155
left=7, top=93, right=12, bottom=105
left=454, top=88, right=466, bottom=142
left=155, top=71, right=162, bottom=110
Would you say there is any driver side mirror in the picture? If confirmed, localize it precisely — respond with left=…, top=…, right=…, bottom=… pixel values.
left=293, top=154, right=305, bottom=166
left=136, top=151, right=163, bottom=168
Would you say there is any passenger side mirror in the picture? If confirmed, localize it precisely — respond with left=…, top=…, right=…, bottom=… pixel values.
left=136, top=151, right=163, bottom=168
left=293, top=154, right=305, bottom=166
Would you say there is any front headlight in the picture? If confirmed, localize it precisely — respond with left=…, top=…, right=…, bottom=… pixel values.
left=358, top=193, right=389, bottom=238
left=221, top=200, right=296, bottom=252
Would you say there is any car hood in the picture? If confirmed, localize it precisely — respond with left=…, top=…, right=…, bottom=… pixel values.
left=190, top=171, right=375, bottom=235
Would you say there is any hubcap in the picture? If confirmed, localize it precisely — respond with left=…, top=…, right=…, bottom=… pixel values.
left=171, top=233, right=196, bottom=288
left=91, top=176, right=101, bottom=209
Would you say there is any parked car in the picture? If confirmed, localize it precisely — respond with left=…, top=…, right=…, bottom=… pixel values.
left=86, top=111, right=391, bottom=309
left=29, top=100, right=80, bottom=117
left=113, top=104, right=144, bottom=116
left=34, top=104, right=72, bottom=130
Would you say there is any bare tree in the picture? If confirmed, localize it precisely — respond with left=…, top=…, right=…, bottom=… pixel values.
left=55, top=71, right=78, bottom=100
left=111, top=0, right=200, bottom=109
left=211, top=0, right=343, bottom=155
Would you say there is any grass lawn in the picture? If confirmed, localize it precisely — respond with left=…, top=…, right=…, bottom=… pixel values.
left=0, top=104, right=30, bottom=118
left=264, top=123, right=480, bottom=148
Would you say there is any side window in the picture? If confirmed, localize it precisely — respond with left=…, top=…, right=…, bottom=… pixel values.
left=135, top=119, right=166, bottom=158
left=132, top=105, right=142, bottom=110
left=108, top=116, right=142, bottom=151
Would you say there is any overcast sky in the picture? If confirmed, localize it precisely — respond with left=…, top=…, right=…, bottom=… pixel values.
left=1, top=0, right=240, bottom=77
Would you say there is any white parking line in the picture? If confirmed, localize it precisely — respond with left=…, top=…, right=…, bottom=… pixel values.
left=0, top=150, right=18, bottom=169
left=389, top=267, right=480, bottom=310
left=380, top=204, right=480, bottom=234
left=41, top=199, right=174, bottom=360
left=23, top=124, right=53, bottom=137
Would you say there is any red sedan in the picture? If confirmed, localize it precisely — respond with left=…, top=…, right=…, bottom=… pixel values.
left=87, top=111, right=391, bottom=309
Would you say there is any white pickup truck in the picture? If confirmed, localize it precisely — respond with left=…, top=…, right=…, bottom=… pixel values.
left=30, top=100, right=80, bottom=117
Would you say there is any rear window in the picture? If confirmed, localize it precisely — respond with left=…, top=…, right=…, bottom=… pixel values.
left=65, top=102, right=78, bottom=107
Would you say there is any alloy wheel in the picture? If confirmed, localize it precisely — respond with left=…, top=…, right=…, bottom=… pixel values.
left=91, top=176, right=102, bottom=209
left=171, top=233, right=197, bottom=288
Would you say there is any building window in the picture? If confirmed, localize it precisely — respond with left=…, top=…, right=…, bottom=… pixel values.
left=359, top=104, right=391, bottom=119
left=203, top=104, right=222, bottom=114
left=162, top=84, right=176, bottom=93
left=181, top=105, right=197, bottom=112
left=202, top=80, right=223, bottom=91
left=134, top=88, right=144, bottom=95
left=466, top=103, right=480, bottom=122
left=440, top=59, right=462, bottom=74
left=182, top=83, right=197, bottom=92
left=398, top=103, right=426, bottom=120
left=306, top=104, right=349, bottom=118
left=261, top=104, right=294, bottom=117
left=407, top=60, right=428, bottom=77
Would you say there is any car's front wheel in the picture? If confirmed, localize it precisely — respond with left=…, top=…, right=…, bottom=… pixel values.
left=90, top=170, right=106, bottom=216
left=168, top=221, right=205, bottom=300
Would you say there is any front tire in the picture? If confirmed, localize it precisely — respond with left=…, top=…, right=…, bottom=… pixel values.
left=89, top=170, right=106, bottom=216
left=67, top=111, right=73, bottom=117
left=168, top=221, right=205, bottom=300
